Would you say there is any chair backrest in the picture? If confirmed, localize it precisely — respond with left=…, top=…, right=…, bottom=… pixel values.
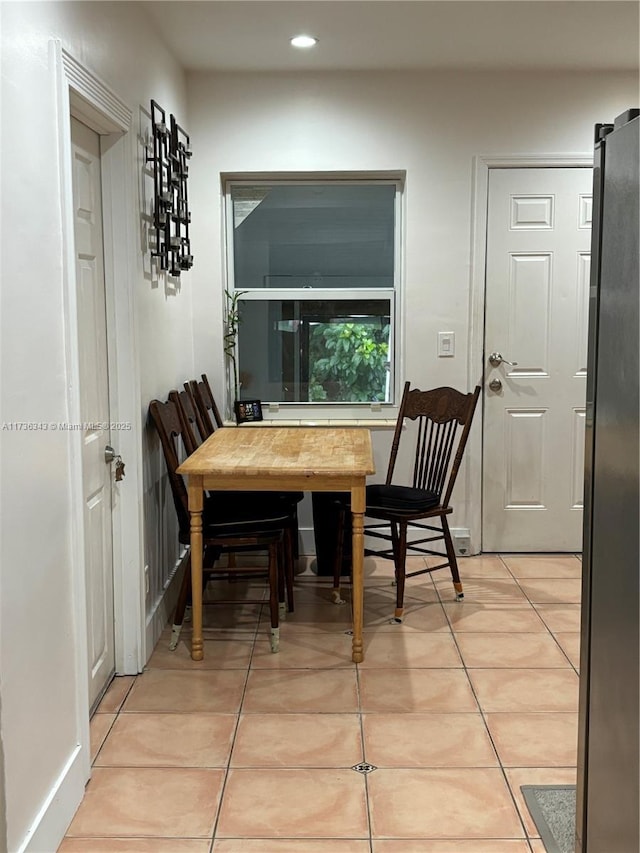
left=201, top=374, right=224, bottom=428
left=186, top=374, right=223, bottom=440
left=169, top=388, right=201, bottom=455
left=148, top=399, right=190, bottom=535
left=386, top=383, right=481, bottom=507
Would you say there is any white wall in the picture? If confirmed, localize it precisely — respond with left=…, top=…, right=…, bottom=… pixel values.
left=0, top=2, right=193, bottom=850
left=187, top=68, right=638, bottom=547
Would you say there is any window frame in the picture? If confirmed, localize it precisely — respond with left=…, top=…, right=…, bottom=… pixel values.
left=222, top=175, right=404, bottom=422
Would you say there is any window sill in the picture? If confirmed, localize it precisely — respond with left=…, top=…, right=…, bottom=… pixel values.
left=225, top=418, right=397, bottom=429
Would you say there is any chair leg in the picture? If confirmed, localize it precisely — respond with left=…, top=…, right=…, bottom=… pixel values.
left=442, top=515, right=464, bottom=600
left=392, top=521, right=408, bottom=622
left=169, top=554, right=192, bottom=650
left=277, top=536, right=286, bottom=620
left=331, top=505, right=347, bottom=605
left=292, top=506, right=300, bottom=560
left=285, top=522, right=295, bottom=613
left=268, top=540, right=280, bottom=653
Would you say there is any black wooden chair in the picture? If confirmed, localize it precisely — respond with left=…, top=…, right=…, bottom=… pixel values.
left=149, top=398, right=297, bottom=652
left=175, top=380, right=304, bottom=600
left=186, top=375, right=303, bottom=561
left=168, top=388, right=201, bottom=455
left=187, top=373, right=223, bottom=440
left=333, top=383, right=481, bottom=620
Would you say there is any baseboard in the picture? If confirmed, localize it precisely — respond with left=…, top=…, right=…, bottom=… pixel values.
left=144, top=551, right=188, bottom=665
left=452, top=528, right=472, bottom=556
left=299, top=526, right=315, bottom=555
left=17, top=745, right=86, bottom=853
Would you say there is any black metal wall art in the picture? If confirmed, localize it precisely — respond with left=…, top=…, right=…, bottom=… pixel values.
left=147, top=100, right=193, bottom=276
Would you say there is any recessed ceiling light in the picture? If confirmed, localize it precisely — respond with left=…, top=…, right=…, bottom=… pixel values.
left=290, top=35, right=318, bottom=49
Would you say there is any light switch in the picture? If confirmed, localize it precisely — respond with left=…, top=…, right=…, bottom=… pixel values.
left=438, top=331, right=455, bottom=357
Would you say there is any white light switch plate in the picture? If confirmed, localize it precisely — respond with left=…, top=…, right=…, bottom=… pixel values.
left=438, top=331, right=455, bottom=357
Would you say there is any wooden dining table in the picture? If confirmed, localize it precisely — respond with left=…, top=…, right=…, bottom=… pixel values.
left=177, top=426, right=375, bottom=663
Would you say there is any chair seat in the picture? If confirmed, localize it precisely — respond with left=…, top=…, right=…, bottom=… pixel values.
left=207, top=489, right=302, bottom=508
left=366, top=483, right=439, bottom=513
left=202, top=493, right=291, bottom=533
left=177, top=492, right=293, bottom=542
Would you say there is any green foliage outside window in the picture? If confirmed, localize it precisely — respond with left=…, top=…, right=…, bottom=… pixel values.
left=308, top=322, right=390, bottom=402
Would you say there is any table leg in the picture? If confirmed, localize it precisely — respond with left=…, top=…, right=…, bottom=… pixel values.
left=350, top=482, right=366, bottom=663
left=189, top=480, right=204, bottom=661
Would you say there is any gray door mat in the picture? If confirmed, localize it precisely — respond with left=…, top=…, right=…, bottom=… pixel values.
left=521, top=784, right=576, bottom=853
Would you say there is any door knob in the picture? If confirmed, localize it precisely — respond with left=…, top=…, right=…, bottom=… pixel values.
left=104, top=445, right=116, bottom=463
left=489, top=378, right=502, bottom=392
left=489, top=352, right=518, bottom=368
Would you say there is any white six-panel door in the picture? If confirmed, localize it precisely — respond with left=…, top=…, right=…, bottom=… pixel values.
left=483, top=167, right=592, bottom=552
left=71, top=117, right=116, bottom=709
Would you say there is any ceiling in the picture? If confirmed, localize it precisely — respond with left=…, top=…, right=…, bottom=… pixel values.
left=144, top=1, right=639, bottom=73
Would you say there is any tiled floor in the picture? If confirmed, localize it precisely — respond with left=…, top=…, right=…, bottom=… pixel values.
left=60, top=553, right=581, bottom=852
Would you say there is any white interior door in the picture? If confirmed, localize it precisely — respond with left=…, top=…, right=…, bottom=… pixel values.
left=483, top=167, right=592, bottom=552
left=71, top=117, right=115, bottom=709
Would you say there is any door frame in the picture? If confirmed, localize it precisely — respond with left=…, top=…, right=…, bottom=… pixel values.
left=467, top=154, right=593, bottom=554
left=53, top=39, right=144, bottom=736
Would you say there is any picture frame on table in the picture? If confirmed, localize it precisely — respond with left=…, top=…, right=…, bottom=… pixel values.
left=234, top=399, right=263, bottom=424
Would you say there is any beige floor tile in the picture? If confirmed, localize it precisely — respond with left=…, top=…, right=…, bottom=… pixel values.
left=554, top=633, right=581, bottom=668
left=200, top=601, right=263, bottom=628
left=95, top=676, right=136, bottom=714
left=379, top=579, right=440, bottom=603
left=516, top=578, right=582, bottom=604
left=322, top=555, right=396, bottom=584
left=366, top=555, right=426, bottom=580
left=216, top=769, right=368, bottom=837
left=529, top=841, right=547, bottom=853
left=533, top=604, right=581, bottom=633
left=251, top=634, right=354, bottom=668
left=122, top=669, right=246, bottom=713
left=66, top=767, right=224, bottom=837
left=368, top=768, right=524, bottom=838
left=95, top=713, right=236, bottom=767
left=60, top=840, right=211, bottom=852
left=170, top=617, right=259, bottom=648
left=429, top=554, right=513, bottom=578
left=502, top=555, right=582, bottom=579
left=292, top=582, right=354, bottom=605
left=359, top=633, right=462, bottom=668
left=455, top=633, right=571, bottom=668
left=443, top=602, right=546, bottom=633
left=469, top=669, right=579, bottom=713
left=90, top=714, right=115, bottom=763
left=258, top=602, right=352, bottom=633
left=204, top=580, right=268, bottom=603
left=420, top=577, right=463, bottom=600
left=160, top=625, right=256, bottom=644
left=231, top=713, right=362, bottom=767
left=364, top=593, right=449, bottom=633
left=485, top=713, right=578, bottom=767
left=373, top=842, right=532, bottom=853
left=242, top=669, right=359, bottom=713
left=213, top=842, right=370, bottom=852
left=359, top=669, right=478, bottom=713
left=505, top=766, right=577, bottom=837
left=435, top=577, right=528, bottom=604
left=362, top=713, right=498, bottom=767
left=147, top=636, right=254, bottom=669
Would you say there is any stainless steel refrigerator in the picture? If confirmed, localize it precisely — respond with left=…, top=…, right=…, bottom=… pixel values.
left=577, top=109, right=639, bottom=853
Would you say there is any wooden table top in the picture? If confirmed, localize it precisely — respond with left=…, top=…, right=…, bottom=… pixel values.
left=177, top=426, right=375, bottom=479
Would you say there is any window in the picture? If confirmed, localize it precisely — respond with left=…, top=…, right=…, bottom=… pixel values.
left=224, top=178, right=401, bottom=412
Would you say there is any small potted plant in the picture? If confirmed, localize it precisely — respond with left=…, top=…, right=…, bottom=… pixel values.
left=223, top=289, right=246, bottom=421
